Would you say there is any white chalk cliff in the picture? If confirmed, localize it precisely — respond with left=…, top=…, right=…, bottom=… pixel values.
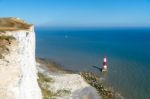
left=0, top=18, right=42, bottom=99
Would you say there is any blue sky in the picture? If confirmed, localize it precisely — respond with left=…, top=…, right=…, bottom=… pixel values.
left=0, top=0, right=150, bottom=27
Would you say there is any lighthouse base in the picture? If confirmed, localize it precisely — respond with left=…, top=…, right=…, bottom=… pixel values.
left=101, top=68, right=108, bottom=72
left=101, top=65, right=108, bottom=72
left=101, top=66, right=108, bottom=72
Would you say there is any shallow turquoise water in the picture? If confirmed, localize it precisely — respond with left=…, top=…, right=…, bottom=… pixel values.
left=36, top=28, right=150, bottom=99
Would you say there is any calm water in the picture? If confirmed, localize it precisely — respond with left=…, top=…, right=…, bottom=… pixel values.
left=36, top=28, right=150, bottom=99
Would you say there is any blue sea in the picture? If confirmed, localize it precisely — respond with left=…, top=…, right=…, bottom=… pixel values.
left=36, top=28, right=150, bottom=99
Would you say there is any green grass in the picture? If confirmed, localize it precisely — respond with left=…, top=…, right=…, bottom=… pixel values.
left=38, top=72, right=54, bottom=83
left=55, top=89, right=71, bottom=96
left=38, top=73, right=55, bottom=99
left=37, top=72, right=71, bottom=99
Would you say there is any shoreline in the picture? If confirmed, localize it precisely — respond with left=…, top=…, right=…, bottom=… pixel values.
left=36, top=57, right=123, bottom=99
left=36, top=57, right=76, bottom=74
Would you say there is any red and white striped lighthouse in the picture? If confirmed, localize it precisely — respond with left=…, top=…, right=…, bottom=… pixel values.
left=102, top=56, right=108, bottom=70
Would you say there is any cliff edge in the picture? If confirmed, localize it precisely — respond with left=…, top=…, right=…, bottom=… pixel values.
left=0, top=18, right=42, bottom=99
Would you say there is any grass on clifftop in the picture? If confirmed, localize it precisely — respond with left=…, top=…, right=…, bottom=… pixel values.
left=38, top=72, right=71, bottom=99
left=0, top=17, right=32, bottom=32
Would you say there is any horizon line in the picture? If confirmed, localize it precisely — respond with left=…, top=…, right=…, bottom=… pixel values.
left=35, top=25, right=150, bottom=29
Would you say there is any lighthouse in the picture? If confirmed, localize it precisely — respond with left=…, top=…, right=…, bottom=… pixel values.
left=102, top=56, right=108, bottom=71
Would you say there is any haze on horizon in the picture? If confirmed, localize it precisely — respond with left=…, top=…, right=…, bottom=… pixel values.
left=0, top=0, right=150, bottom=28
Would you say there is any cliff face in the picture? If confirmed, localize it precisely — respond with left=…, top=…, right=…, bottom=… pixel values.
left=0, top=18, right=42, bottom=99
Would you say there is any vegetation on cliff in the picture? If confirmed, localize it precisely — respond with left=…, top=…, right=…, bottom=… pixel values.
left=0, top=35, right=16, bottom=59
left=38, top=72, right=71, bottom=99
left=0, top=17, right=32, bottom=32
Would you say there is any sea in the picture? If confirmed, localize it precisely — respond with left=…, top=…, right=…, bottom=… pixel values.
left=36, top=27, right=150, bottom=99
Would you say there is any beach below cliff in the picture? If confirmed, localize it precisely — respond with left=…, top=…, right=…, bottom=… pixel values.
left=36, top=58, right=101, bottom=99
left=36, top=58, right=123, bottom=99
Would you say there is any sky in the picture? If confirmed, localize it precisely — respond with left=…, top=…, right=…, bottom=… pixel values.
left=0, top=0, right=150, bottom=27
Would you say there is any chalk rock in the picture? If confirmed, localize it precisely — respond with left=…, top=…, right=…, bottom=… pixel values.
left=0, top=18, right=42, bottom=99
